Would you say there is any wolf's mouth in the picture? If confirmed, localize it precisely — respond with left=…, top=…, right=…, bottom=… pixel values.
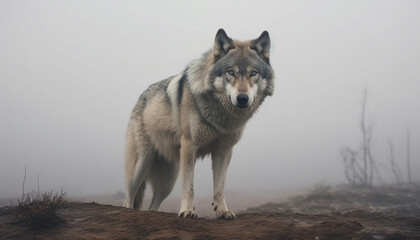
left=236, top=104, right=249, bottom=109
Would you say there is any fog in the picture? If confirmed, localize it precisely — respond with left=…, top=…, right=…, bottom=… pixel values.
left=1, top=0, right=419, bottom=205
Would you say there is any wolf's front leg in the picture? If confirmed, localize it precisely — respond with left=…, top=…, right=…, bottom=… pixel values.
left=178, top=136, right=197, bottom=219
left=212, top=147, right=236, bottom=220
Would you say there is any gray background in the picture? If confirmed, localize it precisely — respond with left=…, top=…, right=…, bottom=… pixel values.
left=1, top=1, right=419, bottom=204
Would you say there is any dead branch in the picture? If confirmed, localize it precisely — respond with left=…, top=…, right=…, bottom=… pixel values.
left=407, top=128, right=412, bottom=184
left=22, top=165, right=26, bottom=201
left=388, top=140, right=402, bottom=184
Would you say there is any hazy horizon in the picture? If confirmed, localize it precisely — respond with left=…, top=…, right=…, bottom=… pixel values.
left=1, top=0, right=419, bottom=204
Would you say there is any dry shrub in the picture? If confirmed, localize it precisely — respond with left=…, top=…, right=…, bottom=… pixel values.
left=14, top=190, right=67, bottom=230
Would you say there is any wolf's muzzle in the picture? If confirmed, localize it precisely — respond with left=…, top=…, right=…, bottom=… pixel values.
left=236, top=94, right=249, bottom=108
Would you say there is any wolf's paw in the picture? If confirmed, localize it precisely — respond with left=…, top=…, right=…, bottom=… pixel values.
left=178, top=210, right=198, bottom=219
left=215, top=209, right=236, bottom=220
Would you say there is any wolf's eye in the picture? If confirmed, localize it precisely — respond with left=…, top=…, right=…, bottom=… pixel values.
left=227, top=70, right=235, bottom=76
left=250, top=71, right=258, bottom=77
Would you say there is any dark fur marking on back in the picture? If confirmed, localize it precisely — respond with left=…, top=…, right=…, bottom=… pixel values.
left=177, top=69, right=188, bottom=105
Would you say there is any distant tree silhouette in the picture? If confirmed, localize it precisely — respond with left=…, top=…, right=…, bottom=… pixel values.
left=341, top=88, right=381, bottom=186
left=407, top=128, right=412, bottom=184
left=388, top=141, right=402, bottom=184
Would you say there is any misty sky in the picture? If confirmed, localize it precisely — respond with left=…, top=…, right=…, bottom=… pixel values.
left=1, top=1, right=419, bottom=199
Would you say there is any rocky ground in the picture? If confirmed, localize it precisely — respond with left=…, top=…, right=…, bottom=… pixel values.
left=1, top=185, right=420, bottom=240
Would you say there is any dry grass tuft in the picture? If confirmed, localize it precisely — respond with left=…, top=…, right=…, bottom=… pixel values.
left=13, top=190, right=67, bottom=230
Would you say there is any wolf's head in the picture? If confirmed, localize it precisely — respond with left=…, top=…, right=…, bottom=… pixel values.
left=208, top=29, right=274, bottom=110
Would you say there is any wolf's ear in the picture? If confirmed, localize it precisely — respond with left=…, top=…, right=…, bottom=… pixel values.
left=214, top=28, right=235, bottom=59
left=251, top=31, right=271, bottom=63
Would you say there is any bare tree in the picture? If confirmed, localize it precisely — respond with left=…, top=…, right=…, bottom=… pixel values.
left=360, top=88, right=368, bottom=184
left=407, top=128, right=412, bottom=184
left=388, top=140, right=402, bottom=184
left=37, top=173, right=40, bottom=195
left=22, top=164, right=27, bottom=201
left=341, top=88, right=381, bottom=186
left=341, top=148, right=364, bottom=185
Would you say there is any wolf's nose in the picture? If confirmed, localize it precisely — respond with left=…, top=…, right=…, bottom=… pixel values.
left=237, top=94, right=249, bottom=105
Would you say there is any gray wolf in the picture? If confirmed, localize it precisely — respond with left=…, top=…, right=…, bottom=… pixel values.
left=123, top=29, right=274, bottom=219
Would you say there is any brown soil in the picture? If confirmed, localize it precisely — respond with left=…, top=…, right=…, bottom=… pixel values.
left=245, top=184, right=420, bottom=218
left=1, top=185, right=420, bottom=240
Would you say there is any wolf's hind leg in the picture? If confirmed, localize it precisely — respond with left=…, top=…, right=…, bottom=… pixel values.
left=124, top=145, right=154, bottom=209
left=124, top=119, right=156, bottom=209
left=148, top=155, right=179, bottom=211
left=133, top=181, right=147, bottom=210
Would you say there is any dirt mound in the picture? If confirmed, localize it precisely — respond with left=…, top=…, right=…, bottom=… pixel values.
left=1, top=201, right=420, bottom=240
left=244, top=184, right=420, bottom=218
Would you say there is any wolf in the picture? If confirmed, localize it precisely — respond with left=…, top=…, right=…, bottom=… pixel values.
left=123, top=29, right=274, bottom=219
